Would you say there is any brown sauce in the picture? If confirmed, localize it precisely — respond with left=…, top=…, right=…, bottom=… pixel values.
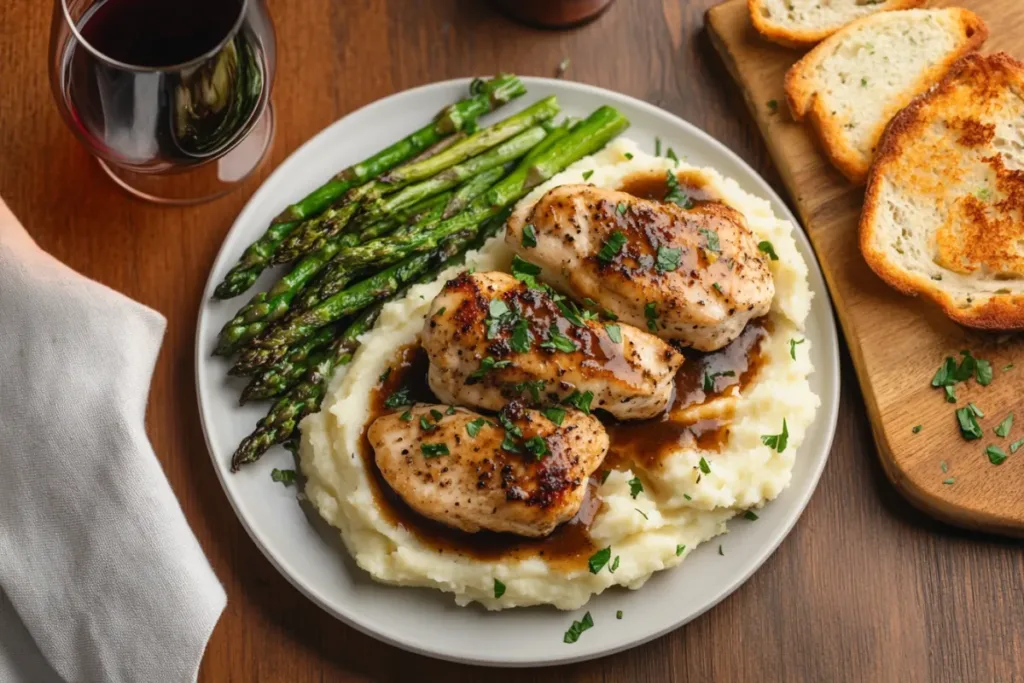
left=617, top=169, right=719, bottom=206
left=602, top=319, right=771, bottom=473
left=356, top=178, right=769, bottom=566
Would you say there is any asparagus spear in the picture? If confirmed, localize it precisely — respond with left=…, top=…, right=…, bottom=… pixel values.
left=230, top=242, right=468, bottom=376
left=229, top=213, right=509, bottom=470
left=306, top=167, right=499, bottom=307
left=211, top=74, right=525, bottom=300
left=442, top=165, right=507, bottom=218
left=374, top=96, right=560, bottom=191
left=238, top=324, right=339, bottom=402
left=269, top=183, right=372, bottom=266
left=358, top=125, right=547, bottom=224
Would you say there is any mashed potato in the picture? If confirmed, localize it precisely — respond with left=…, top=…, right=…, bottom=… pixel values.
left=299, top=138, right=819, bottom=610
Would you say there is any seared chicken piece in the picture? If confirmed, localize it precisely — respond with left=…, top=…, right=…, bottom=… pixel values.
left=422, top=271, right=684, bottom=420
left=505, top=184, right=774, bottom=351
left=368, top=403, right=609, bottom=537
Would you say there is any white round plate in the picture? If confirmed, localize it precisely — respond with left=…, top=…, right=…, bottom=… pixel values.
left=196, top=77, right=840, bottom=667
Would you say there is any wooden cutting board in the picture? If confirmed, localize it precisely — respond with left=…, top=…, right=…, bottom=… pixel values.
left=706, top=0, right=1024, bottom=535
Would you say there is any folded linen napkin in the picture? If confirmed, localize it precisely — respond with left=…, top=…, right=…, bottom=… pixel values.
left=0, top=198, right=225, bottom=683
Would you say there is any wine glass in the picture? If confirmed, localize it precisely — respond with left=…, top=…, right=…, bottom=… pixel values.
left=48, top=0, right=276, bottom=205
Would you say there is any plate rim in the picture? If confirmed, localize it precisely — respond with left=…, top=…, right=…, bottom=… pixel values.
left=194, top=75, right=841, bottom=667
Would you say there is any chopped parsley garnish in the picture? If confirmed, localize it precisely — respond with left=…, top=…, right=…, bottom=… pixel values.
left=664, top=170, right=693, bottom=208
left=712, top=282, right=723, bottom=294
left=510, top=255, right=542, bottom=288
left=400, top=410, right=413, bottom=422
left=743, top=510, right=759, bottom=521
left=556, top=299, right=587, bottom=327
left=485, top=299, right=513, bottom=339
left=419, top=415, right=437, bottom=432
left=378, top=367, right=391, bottom=383
left=497, top=410, right=523, bottom=438
left=761, top=419, right=789, bottom=453
left=655, top=137, right=662, bottom=156
left=969, top=403, right=984, bottom=417
left=955, top=406, right=983, bottom=440
left=604, top=323, right=622, bottom=343
left=758, top=240, right=779, bottom=260
left=699, top=228, right=721, bottom=252
left=493, top=579, right=506, bottom=598
left=943, top=477, right=956, bottom=486
left=718, top=545, right=725, bottom=556
left=986, top=445, right=1008, bottom=465
left=976, top=358, right=994, bottom=386
left=616, top=202, right=628, bottom=216
left=616, top=610, right=623, bottom=620
left=510, top=318, right=533, bottom=353
left=543, top=407, right=566, bottom=426
left=466, top=418, right=487, bottom=438
left=433, top=306, right=446, bottom=317
left=541, top=329, right=579, bottom=353
left=666, top=147, right=679, bottom=165
left=563, top=612, right=594, bottom=644
left=767, top=99, right=779, bottom=114
left=995, top=413, right=1014, bottom=438
left=524, top=435, right=549, bottom=459
left=582, top=169, right=594, bottom=181
left=271, top=468, right=297, bottom=485
left=597, top=230, right=628, bottom=263
left=698, top=457, right=711, bottom=474
left=429, top=408, right=444, bottom=421
left=384, top=387, right=412, bottom=408
left=1011, top=438, right=1024, bottom=454
left=941, top=460, right=949, bottom=473
left=610, top=556, right=620, bottom=573
left=467, top=356, right=512, bottom=383
left=676, top=544, right=686, bottom=556
left=861, top=77, right=868, bottom=87
left=635, top=508, right=649, bottom=520
left=599, top=469, right=611, bottom=484
left=683, top=493, right=692, bottom=501
left=790, top=338, right=805, bottom=360
left=588, top=547, right=612, bottom=574
left=421, top=443, right=450, bottom=458
left=655, top=246, right=682, bottom=273
left=644, top=302, right=658, bottom=332
left=445, top=405, right=456, bottom=415
left=912, top=425, right=922, bottom=434
left=563, top=390, right=594, bottom=414
left=624, top=152, right=633, bottom=160
left=521, top=223, right=537, bottom=248
left=944, top=385, right=957, bottom=403
left=500, top=433, right=521, bottom=453
left=703, top=370, right=735, bottom=392
left=1004, top=363, right=1014, bottom=371
left=628, top=476, right=644, bottom=499
left=512, top=379, right=546, bottom=402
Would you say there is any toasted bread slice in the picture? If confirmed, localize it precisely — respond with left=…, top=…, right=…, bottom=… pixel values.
left=748, top=0, right=926, bottom=49
left=861, top=53, right=1024, bottom=330
left=785, top=9, right=987, bottom=184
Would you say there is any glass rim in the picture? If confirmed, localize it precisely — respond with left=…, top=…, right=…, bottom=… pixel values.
left=59, top=0, right=250, bottom=73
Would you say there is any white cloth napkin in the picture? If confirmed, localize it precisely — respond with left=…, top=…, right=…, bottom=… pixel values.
left=0, top=198, right=226, bottom=683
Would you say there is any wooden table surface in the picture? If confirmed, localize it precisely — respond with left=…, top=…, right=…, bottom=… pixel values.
left=1, top=1, right=1021, bottom=681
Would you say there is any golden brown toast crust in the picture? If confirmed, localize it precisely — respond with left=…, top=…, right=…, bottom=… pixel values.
left=748, top=0, right=927, bottom=49
left=783, top=8, right=988, bottom=185
left=860, top=52, right=1024, bottom=330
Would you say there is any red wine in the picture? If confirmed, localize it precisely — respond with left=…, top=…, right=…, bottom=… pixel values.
left=60, top=0, right=265, bottom=169
left=80, top=0, right=242, bottom=68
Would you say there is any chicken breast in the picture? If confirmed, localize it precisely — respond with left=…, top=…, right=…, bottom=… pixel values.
left=505, top=184, right=774, bottom=351
left=422, top=271, right=684, bottom=420
left=368, top=403, right=609, bottom=537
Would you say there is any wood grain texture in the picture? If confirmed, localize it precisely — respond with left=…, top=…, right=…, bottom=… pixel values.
left=0, top=0, right=1021, bottom=680
left=708, top=0, right=1024, bottom=535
